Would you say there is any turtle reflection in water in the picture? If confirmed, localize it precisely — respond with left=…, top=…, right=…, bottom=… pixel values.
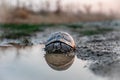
left=45, top=53, right=75, bottom=71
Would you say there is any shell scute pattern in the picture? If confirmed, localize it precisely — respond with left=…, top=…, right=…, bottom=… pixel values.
left=45, top=32, right=75, bottom=53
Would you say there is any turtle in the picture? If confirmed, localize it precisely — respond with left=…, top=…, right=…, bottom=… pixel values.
left=45, top=32, right=76, bottom=53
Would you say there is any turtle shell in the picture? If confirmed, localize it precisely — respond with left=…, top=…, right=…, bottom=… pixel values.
left=45, top=32, right=75, bottom=53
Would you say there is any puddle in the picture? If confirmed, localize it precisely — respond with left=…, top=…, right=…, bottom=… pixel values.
left=0, top=45, right=108, bottom=80
left=0, top=23, right=120, bottom=80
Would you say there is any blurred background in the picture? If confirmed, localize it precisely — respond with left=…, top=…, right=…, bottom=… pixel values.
left=0, top=0, right=120, bottom=23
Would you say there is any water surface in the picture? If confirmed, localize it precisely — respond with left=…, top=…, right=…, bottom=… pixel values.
left=0, top=44, right=119, bottom=80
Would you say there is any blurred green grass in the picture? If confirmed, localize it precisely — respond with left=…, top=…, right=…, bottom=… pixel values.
left=0, top=23, right=114, bottom=39
left=0, top=24, right=45, bottom=39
